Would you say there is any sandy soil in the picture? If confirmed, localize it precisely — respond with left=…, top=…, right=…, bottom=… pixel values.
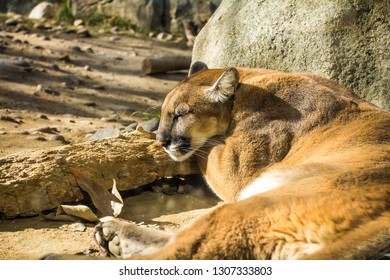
left=0, top=18, right=220, bottom=260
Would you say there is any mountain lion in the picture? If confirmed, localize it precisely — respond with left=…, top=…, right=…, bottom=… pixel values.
left=43, top=62, right=390, bottom=260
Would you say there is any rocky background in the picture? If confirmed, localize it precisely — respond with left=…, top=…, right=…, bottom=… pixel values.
left=193, top=0, right=390, bottom=111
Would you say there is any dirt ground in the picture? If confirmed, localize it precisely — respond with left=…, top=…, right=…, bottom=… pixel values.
left=0, top=18, right=220, bottom=259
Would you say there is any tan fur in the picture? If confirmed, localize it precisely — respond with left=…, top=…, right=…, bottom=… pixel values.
left=151, top=66, right=390, bottom=259
left=43, top=66, right=390, bottom=260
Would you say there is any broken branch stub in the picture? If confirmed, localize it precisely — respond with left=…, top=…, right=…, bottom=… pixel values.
left=0, top=130, right=199, bottom=218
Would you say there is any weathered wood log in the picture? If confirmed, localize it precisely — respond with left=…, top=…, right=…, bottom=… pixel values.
left=141, top=56, right=192, bottom=74
left=0, top=129, right=199, bottom=218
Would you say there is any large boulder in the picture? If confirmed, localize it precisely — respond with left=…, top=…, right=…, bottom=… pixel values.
left=192, top=0, right=390, bottom=111
left=70, top=0, right=221, bottom=33
left=28, top=1, right=55, bottom=19
left=0, top=0, right=57, bottom=15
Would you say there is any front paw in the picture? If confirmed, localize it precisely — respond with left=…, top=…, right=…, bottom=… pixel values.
left=94, top=216, right=171, bottom=258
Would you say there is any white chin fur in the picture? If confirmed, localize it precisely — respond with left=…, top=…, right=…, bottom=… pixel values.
left=163, top=147, right=195, bottom=162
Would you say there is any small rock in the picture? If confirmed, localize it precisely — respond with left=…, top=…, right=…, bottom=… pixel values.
left=91, top=84, right=105, bottom=90
left=33, top=45, right=44, bottom=50
left=49, top=63, right=60, bottom=71
left=58, top=54, right=71, bottom=63
left=33, top=22, right=46, bottom=30
left=161, top=184, right=177, bottom=195
left=109, top=36, right=120, bottom=42
left=43, top=86, right=60, bottom=96
left=38, top=114, right=48, bottom=119
left=5, top=18, right=18, bottom=26
left=111, top=26, right=120, bottom=33
left=29, top=126, right=58, bottom=134
left=84, top=65, right=91, bottom=71
left=64, top=28, right=76, bottom=34
left=17, top=130, right=29, bottom=135
left=65, top=76, right=81, bottom=86
left=42, top=35, right=51, bottom=41
left=48, top=134, right=67, bottom=143
left=124, top=122, right=138, bottom=132
left=0, top=115, right=22, bottom=124
left=101, top=116, right=117, bottom=122
left=73, top=19, right=84, bottom=27
left=89, top=126, right=121, bottom=141
left=14, top=24, right=29, bottom=33
left=61, top=222, right=86, bottom=232
left=0, top=131, right=6, bottom=135
left=27, top=135, right=46, bottom=141
left=83, top=101, right=96, bottom=107
left=138, top=118, right=159, bottom=132
left=85, top=47, right=94, bottom=54
left=77, top=28, right=91, bottom=38
left=70, top=46, right=82, bottom=53
left=156, top=32, right=170, bottom=41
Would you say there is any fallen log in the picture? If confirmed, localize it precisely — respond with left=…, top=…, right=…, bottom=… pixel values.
left=141, top=56, right=192, bottom=74
left=0, top=128, right=199, bottom=218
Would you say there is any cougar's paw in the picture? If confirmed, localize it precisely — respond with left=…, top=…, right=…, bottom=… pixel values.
left=94, top=217, right=172, bottom=258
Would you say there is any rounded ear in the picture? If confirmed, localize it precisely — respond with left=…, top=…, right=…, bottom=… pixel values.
left=206, top=67, right=240, bottom=103
left=188, top=61, right=208, bottom=76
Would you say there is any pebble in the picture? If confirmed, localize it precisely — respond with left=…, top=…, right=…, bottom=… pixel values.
left=109, top=36, right=120, bottom=42
left=91, top=84, right=105, bottom=90
left=73, top=19, right=84, bottom=27
left=101, top=116, right=117, bottom=122
left=77, top=28, right=91, bottom=38
left=123, top=122, right=138, bottom=132
left=5, top=18, right=18, bottom=26
left=84, top=65, right=91, bottom=71
left=58, top=54, right=71, bottom=63
left=38, top=114, right=48, bottom=119
left=70, top=46, right=82, bottom=53
left=27, top=135, right=46, bottom=141
left=0, top=115, right=22, bottom=124
left=83, top=101, right=96, bottom=107
left=29, top=126, right=58, bottom=134
left=85, top=47, right=94, bottom=54
left=138, top=118, right=159, bottom=132
left=49, top=63, right=60, bottom=71
left=89, top=126, right=121, bottom=141
left=48, top=134, right=67, bottom=143
left=14, top=24, right=29, bottom=33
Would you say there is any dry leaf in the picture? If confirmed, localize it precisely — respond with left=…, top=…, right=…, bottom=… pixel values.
left=57, top=205, right=99, bottom=222
left=111, top=179, right=123, bottom=217
left=69, top=167, right=123, bottom=217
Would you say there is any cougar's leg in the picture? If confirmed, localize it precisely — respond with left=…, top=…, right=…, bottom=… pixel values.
left=301, top=212, right=390, bottom=260
left=94, top=217, right=172, bottom=258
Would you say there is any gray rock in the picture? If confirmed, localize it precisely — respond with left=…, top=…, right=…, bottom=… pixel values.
left=193, top=0, right=390, bottom=111
left=101, top=116, right=117, bottom=122
left=89, top=126, right=121, bottom=141
left=48, top=134, right=68, bottom=143
left=5, top=18, right=18, bottom=26
left=138, top=118, right=159, bottom=132
left=28, top=2, right=55, bottom=20
left=124, top=122, right=138, bottom=132
left=69, top=0, right=221, bottom=33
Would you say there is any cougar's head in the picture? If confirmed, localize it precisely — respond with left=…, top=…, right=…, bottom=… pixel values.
left=156, top=62, right=240, bottom=161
